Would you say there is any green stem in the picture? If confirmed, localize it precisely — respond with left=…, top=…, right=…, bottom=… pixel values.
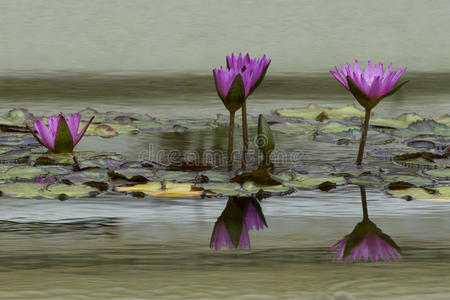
left=228, top=111, right=235, bottom=171
left=241, top=101, right=248, bottom=170
left=356, top=109, right=371, bottom=166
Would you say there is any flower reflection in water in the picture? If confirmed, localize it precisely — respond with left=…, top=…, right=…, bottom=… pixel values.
left=330, top=186, right=402, bottom=263
left=210, top=196, right=267, bottom=250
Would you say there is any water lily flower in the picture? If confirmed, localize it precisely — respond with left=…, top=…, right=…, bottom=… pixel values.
left=226, top=53, right=271, bottom=170
left=31, top=113, right=94, bottom=153
left=329, top=219, right=402, bottom=263
left=330, top=60, right=408, bottom=165
left=210, top=196, right=267, bottom=250
left=213, top=66, right=252, bottom=169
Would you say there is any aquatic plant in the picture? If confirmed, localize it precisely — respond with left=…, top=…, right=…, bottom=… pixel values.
left=212, top=66, right=247, bottom=169
left=226, top=53, right=271, bottom=169
left=30, top=113, right=94, bottom=153
left=330, top=60, right=408, bottom=165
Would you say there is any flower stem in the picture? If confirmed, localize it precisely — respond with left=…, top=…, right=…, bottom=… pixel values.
left=360, top=185, right=369, bottom=220
left=356, top=109, right=371, bottom=166
left=228, top=111, right=235, bottom=171
left=241, top=101, right=248, bottom=170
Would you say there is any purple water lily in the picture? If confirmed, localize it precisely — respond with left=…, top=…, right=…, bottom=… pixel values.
left=330, top=60, right=408, bottom=165
left=31, top=113, right=94, bottom=153
left=226, top=53, right=271, bottom=170
left=226, top=53, right=271, bottom=94
left=330, top=60, right=408, bottom=110
left=329, top=220, right=402, bottom=264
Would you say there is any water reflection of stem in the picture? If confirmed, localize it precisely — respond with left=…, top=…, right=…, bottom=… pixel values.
left=241, top=101, right=248, bottom=170
left=228, top=111, right=235, bottom=171
left=356, top=109, right=371, bottom=166
left=360, top=185, right=369, bottom=220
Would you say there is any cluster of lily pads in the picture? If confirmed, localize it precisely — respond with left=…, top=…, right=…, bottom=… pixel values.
left=0, top=101, right=448, bottom=202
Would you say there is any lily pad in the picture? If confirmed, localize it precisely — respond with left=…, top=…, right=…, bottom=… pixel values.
left=318, top=121, right=359, bottom=133
left=314, top=129, right=393, bottom=145
left=63, top=168, right=110, bottom=184
left=0, top=149, right=30, bottom=164
left=269, top=121, right=315, bottom=135
left=199, top=170, right=230, bottom=182
left=202, top=182, right=242, bottom=196
left=293, top=164, right=335, bottom=175
left=423, top=168, right=450, bottom=179
left=115, top=181, right=204, bottom=197
left=383, top=175, right=434, bottom=186
left=0, top=183, right=98, bottom=199
left=285, top=174, right=346, bottom=189
left=0, top=165, right=48, bottom=180
left=392, top=120, right=450, bottom=138
left=274, top=104, right=365, bottom=120
left=86, top=123, right=139, bottom=136
left=231, top=167, right=282, bottom=186
left=387, top=187, right=450, bottom=201
left=371, top=113, right=424, bottom=129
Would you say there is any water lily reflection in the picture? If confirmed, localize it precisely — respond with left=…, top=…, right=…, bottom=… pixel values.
left=330, top=186, right=402, bottom=263
left=210, top=196, right=267, bottom=250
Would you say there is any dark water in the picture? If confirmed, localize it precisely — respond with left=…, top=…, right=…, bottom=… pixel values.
left=0, top=73, right=449, bottom=299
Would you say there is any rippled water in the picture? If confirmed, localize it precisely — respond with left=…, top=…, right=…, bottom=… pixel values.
left=0, top=73, right=449, bottom=299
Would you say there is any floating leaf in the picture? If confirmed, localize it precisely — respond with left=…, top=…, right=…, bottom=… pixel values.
left=423, top=168, right=450, bottom=179
left=0, top=148, right=30, bottom=164
left=63, top=168, right=110, bottom=184
left=285, top=174, right=346, bottom=189
left=231, top=167, right=282, bottom=186
left=383, top=175, right=433, bottom=187
left=199, top=170, right=230, bottom=182
left=274, top=104, right=365, bottom=120
left=115, top=182, right=203, bottom=197
left=0, top=165, right=48, bottom=180
left=269, top=121, right=315, bottom=135
left=318, top=121, right=359, bottom=133
left=371, top=113, right=423, bottom=129
left=314, top=129, right=393, bottom=145
left=387, top=187, right=450, bottom=201
left=202, top=182, right=242, bottom=196
left=86, top=123, right=139, bottom=136
left=392, top=120, right=450, bottom=138
left=293, top=164, right=335, bottom=175
left=0, top=183, right=98, bottom=199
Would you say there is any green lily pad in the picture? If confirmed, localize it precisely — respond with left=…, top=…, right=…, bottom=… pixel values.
left=0, top=183, right=98, bottom=199
left=371, top=113, right=424, bottom=129
left=199, top=170, right=230, bottom=182
left=0, top=148, right=30, bottom=163
left=285, top=174, right=346, bottom=189
left=203, top=182, right=242, bottom=196
left=392, top=120, right=450, bottom=138
left=383, top=175, right=434, bottom=186
left=63, top=168, right=110, bottom=184
left=423, top=168, right=450, bottom=179
left=432, top=114, right=450, bottom=126
left=274, top=104, right=365, bottom=120
left=86, top=123, right=139, bottom=136
left=109, top=167, right=155, bottom=182
left=293, top=164, right=335, bottom=175
left=231, top=167, right=282, bottom=186
left=314, top=129, right=393, bottom=145
left=269, top=121, right=315, bottom=135
left=157, top=171, right=199, bottom=183
left=318, top=121, right=359, bottom=133
left=0, top=165, right=48, bottom=180
left=0, top=133, right=40, bottom=147
left=115, top=181, right=204, bottom=197
left=406, top=136, right=449, bottom=150
left=387, top=186, right=450, bottom=201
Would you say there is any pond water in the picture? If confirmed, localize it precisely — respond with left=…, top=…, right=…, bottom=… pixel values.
left=0, top=73, right=449, bottom=299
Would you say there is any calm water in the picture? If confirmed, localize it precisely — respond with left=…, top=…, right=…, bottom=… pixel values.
left=1, top=1, right=450, bottom=298
left=0, top=73, right=449, bottom=299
